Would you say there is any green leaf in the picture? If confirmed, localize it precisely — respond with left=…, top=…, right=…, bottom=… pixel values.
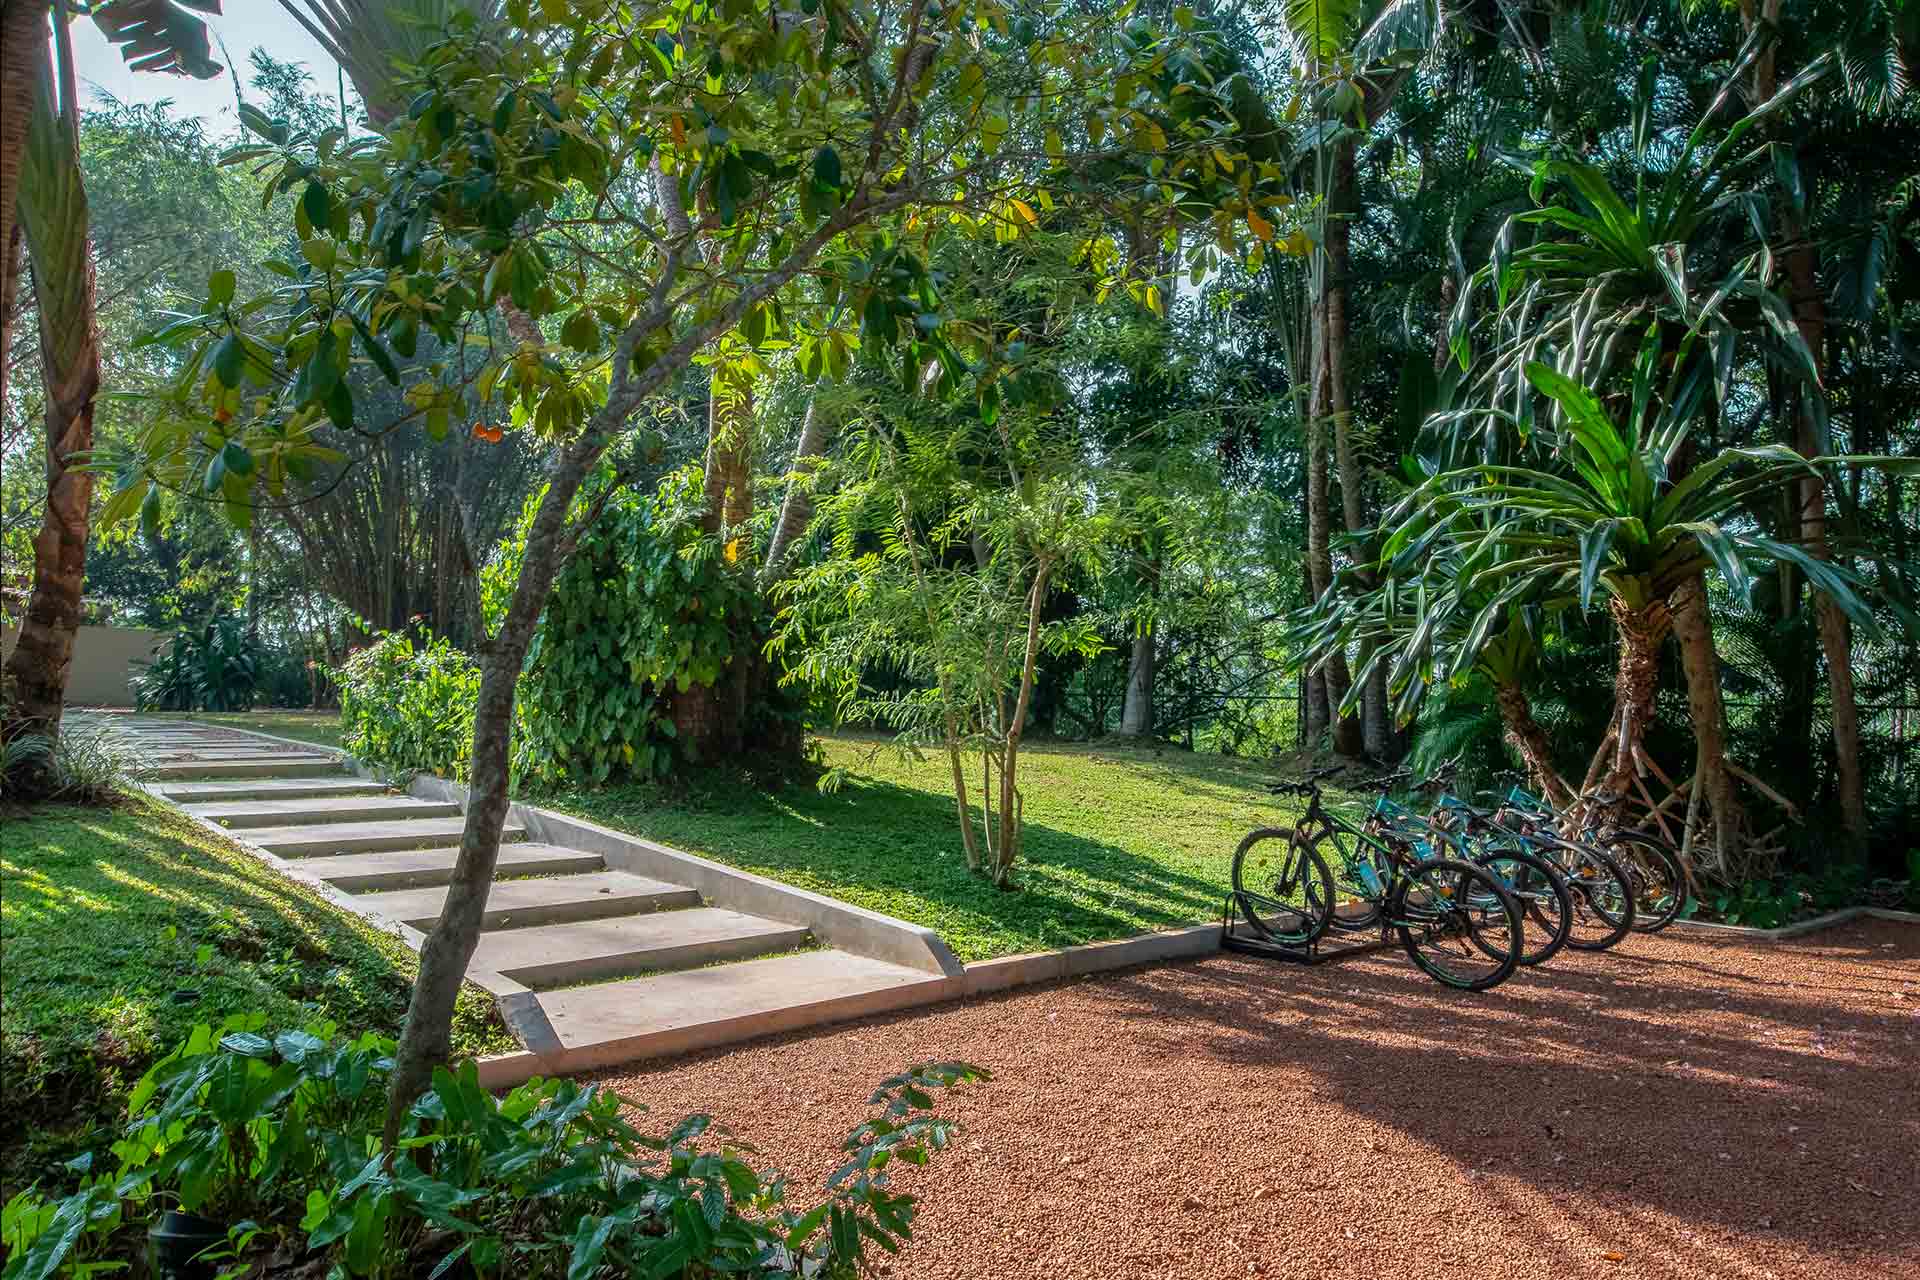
left=210, top=334, right=244, bottom=388
left=301, top=181, right=332, bottom=231
left=813, top=145, right=842, bottom=191
left=208, top=269, right=236, bottom=307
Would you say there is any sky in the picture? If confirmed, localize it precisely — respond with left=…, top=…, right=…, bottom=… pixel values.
left=70, top=5, right=339, bottom=130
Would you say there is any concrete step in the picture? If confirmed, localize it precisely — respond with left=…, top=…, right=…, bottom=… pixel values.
left=155, top=777, right=391, bottom=804
left=356, top=871, right=701, bottom=931
left=148, top=756, right=346, bottom=780
left=247, top=816, right=523, bottom=858
left=534, top=950, right=940, bottom=1061
left=186, top=795, right=462, bottom=829
left=470, top=908, right=811, bottom=989
left=313, top=844, right=603, bottom=892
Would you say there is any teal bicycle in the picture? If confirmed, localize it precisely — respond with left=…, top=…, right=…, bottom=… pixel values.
left=1230, top=767, right=1526, bottom=991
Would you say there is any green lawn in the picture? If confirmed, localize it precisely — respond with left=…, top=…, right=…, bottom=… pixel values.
left=533, top=734, right=1333, bottom=962
left=144, top=709, right=345, bottom=749
left=0, top=796, right=510, bottom=1196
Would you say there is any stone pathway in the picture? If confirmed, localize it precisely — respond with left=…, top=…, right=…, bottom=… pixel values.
left=120, top=718, right=948, bottom=1079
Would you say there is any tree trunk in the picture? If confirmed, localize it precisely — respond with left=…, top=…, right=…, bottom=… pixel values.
left=1119, top=627, right=1155, bottom=738
left=701, top=372, right=753, bottom=534
left=2, top=32, right=97, bottom=754
left=0, top=1, right=43, bottom=418
left=1492, top=678, right=1575, bottom=810
left=992, top=560, right=1051, bottom=887
left=1306, top=284, right=1359, bottom=757
left=1324, top=138, right=1390, bottom=760
left=760, top=397, right=834, bottom=584
left=1597, top=597, right=1672, bottom=809
left=383, top=440, right=601, bottom=1145
left=1669, top=574, right=1748, bottom=872
left=1743, top=0, right=1867, bottom=843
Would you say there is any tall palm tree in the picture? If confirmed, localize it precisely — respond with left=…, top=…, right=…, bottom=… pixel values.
left=2, top=0, right=221, bottom=754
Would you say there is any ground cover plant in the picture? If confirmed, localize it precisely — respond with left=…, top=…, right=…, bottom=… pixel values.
left=2, top=1017, right=983, bottom=1280
left=0, top=798, right=509, bottom=1197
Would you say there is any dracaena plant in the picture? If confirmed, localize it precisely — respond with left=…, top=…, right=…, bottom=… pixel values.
left=1444, top=32, right=1839, bottom=445
left=1338, top=345, right=1913, bottom=810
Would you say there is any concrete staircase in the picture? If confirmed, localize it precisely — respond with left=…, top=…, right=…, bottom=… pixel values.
left=123, top=718, right=947, bottom=1079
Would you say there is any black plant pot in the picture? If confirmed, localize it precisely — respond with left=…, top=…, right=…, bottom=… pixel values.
left=147, top=1210, right=228, bottom=1280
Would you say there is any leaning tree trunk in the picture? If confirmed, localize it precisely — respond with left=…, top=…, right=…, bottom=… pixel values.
left=1491, top=677, right=1575, bottom=810
left=761, top=397, right=835, bottom=584
left=383, top=438, right=602, bottom=1145
left=3, top=35, right=98, bottom=754
left=1670, top=573, right=1749, bottom=875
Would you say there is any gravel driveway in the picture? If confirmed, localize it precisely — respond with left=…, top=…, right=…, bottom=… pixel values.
left=595, top=918, right=1919, bottom=1280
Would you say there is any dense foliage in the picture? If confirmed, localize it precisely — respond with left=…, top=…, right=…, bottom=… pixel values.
left=2, top=1017, right=981, bottom=1280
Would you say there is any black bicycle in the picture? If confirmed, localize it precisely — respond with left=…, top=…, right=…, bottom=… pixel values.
left=1231, top=767, right=1527, bottom=991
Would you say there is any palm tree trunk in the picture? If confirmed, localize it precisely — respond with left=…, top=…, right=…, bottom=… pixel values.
left=2, top=28, right=98, bottom=753
left=1598, top=598, right=1672, bottom=809
left=1119, top=627, right=1155, bottom=738
left=1670, top=574, right=1748, bottom=872
left=700, top=375, right=753, bottom=534
left=1492, top=678, right=1574, bottom=810
left=0, top=1, right=44, bottom=418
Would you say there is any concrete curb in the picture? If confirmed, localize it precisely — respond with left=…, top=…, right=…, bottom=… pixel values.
left=472, top=923, right=1223, bottom=1089
left=1666, top=905, right=1919, bottom=941
left=404, top=773, right=964, bottom=979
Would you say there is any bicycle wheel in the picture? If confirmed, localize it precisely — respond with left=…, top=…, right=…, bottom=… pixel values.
left=1538, top=837, right=1635, bottom=950
left=1393, top=859, right=1524, bottom=991
left=1467, top=845, right=1573, bottom=967
left=1231, top=828, right=1335, bottom=945
left=1599, top=830, right=1688, bottom=932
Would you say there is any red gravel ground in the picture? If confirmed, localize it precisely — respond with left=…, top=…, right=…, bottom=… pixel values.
left=595, top=919, right=1920, bottom=1280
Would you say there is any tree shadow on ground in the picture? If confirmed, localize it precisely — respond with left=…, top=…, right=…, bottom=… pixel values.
left=547, top=773, right=1237, bottom=959
left=1076, top=921, right=1919, bottom=1275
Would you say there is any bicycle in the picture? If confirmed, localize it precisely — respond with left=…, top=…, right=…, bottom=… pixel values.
left=1364, top=762, right=1577, bottom=968
left=1230, top=766, right=1527, bottom=991
left=1493, top=774, right=1688, bottom=932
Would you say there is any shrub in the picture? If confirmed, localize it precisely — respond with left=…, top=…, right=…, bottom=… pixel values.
left=130, top=613, right=261, bottom=712
left=335, top=629, right=480, bottom=780
left=508, top=470, right=793, bottom=785
left=4, top=1017, right=984, bottom=1280
left=335, top=470, right=802, bottom=787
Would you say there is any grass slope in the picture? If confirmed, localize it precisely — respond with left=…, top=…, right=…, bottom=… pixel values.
left=535, top=734, right=1331, bottom=962
left=1, top=795, right=510, bottom=1195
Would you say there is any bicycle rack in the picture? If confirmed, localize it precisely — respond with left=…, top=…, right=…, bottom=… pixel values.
left=1220, top=892, right=1398, bottom=966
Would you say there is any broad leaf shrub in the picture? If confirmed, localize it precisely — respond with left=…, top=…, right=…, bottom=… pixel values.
left=509, top=470, right=800, bottom=784
left=3, top=1016, right=985, bottom=1280
left=336, top=628, right=480, bottom=780
left=338, top=470, right=802, bottom=785
left=130, top=612, right=262, bottom=712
